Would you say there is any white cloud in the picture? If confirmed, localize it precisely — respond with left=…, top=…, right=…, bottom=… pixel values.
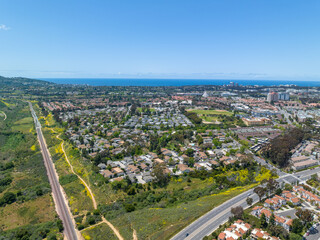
left=0, top=24, right=10, bottom=30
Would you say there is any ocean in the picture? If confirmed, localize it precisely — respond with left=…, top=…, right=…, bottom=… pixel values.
left=41, top=78, right=320, bottom=87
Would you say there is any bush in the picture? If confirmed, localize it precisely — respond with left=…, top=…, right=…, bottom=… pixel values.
left=48, top=236, right=57, bottom=240
left=87, top=216, right=96, bottom=225
left=57, top=220, right=64, bottom=232
left=289, top=233, right=302, bottom=240
left=124, top=204, right=135, bottom=212
left=0, top=192, right=16, bottom=206
left=0, top=176, right=13, bottom=186
left=93, top=209, right=100, bottom=215
left=78, top=224, right=85, bottom=230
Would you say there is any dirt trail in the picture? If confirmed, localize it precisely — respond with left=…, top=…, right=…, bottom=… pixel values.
left=133, top=228, right=138, bottom=240
left=0, top=111, right=7, bottom=120
left=56, top=134, right=124, bottom=240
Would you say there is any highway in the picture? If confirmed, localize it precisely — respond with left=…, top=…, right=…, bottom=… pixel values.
left=29, top=102, right=78, bottom=240
left=171, top=155, right=320, bottom=240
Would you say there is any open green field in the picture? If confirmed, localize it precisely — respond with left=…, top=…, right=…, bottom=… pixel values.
left=187, top=109, right=233, bottom=123
left=81, top=223, right=118, bottom=240
left=0, top=194, right=56, bottom=230
left=0, top=99, right=62, bottom=239
left=186, top=109, right=245, bottom=127
left=137, top=107, right=155, bottom=113
left=187, top=109, right=233, bottom=116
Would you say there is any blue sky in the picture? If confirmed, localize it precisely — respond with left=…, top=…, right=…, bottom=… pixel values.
left=0, top=0, right=320, bottom=80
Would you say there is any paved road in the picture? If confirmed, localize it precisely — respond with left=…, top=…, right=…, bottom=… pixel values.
left=306, top=224, right=320, bottom=240
left=278, top=107, right=293, bottom=125
left=29, top=103, right=78, bottom=240
left=171, top=155, right=320, bottom=240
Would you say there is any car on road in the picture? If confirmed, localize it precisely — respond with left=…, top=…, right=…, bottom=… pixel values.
left=185, top=233, right=189, bottom=238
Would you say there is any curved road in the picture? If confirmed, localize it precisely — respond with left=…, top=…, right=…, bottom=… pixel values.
left=29, top=102, right=78, bottom=240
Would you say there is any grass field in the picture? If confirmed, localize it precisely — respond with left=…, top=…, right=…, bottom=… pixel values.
left=0, top=194, right=56, bottom=231
left=187, top=109, right=233, bottom=123
left=81, top=223, right=118, bottom=240
left=0, top=99, right=61, bottom=238
left=187, top=109, right=233, bottom=116
left=137, top=107, right=155, bottom=113
left=186, top=109, right=244, bottom=127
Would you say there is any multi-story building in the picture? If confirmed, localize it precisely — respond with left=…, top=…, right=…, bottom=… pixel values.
left=267, top=92, right=279, bottom=102
left=278, top=92, right=290, bottom=101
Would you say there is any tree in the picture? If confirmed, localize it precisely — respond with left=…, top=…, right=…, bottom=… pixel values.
left=231, top=206, right=244, bottom=219
left=260, top=213, right=268, bottom=228
left=269, top=213, right=275, bottom=226
left=127, top=187, right=136, bottom=195
left=291, top=219, right=303, bottom=234
left=296, top=208, right=313, bottom=225
left=124, top=204, right=135, bottom=212
left=262, top=128, right=304, bottom=168
left=185, top=148, right=194, bottom=157
left=289, top=233, right=302, bottom=240
left=266, top=179, right=279, bottom=195
left=268, top=225, right=288, bottom=238
left=57, top=219, right=64, bottom=232
left=254, top=186, right=266, bottom=202
left=284, top=183, right=293, bottom=191
left=2, top=192, right=16, bottom=205
left=151, top=163, right=169, bottom=187
left=275, top=188, right=282, bottom=195
left=246, top=197, right=253, bottom=206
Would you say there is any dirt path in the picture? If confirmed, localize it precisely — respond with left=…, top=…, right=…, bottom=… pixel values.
left=133, top=228, right=138, bottom=240
left=80, top=221, right=104, bottom=232
left=0, top=111, right=7, bottom=120
left=56, top=133, right=124, bottom=240
left=57, top=134, right=98, bottom=209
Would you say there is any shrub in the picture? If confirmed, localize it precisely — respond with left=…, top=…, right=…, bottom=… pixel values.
left=1, top=192, right=16, bottom=205
left=124, top=204, right=135, bottom=212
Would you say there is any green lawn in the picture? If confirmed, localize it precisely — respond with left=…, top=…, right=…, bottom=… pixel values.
left=186, top=109, right=244, bottom=127
left=187, top=109, right=233, bottom=116
left=137, top=107, right=155, bottom=113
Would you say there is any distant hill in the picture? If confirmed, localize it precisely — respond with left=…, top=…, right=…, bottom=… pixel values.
left=0, top=76, right=54, bottom=87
